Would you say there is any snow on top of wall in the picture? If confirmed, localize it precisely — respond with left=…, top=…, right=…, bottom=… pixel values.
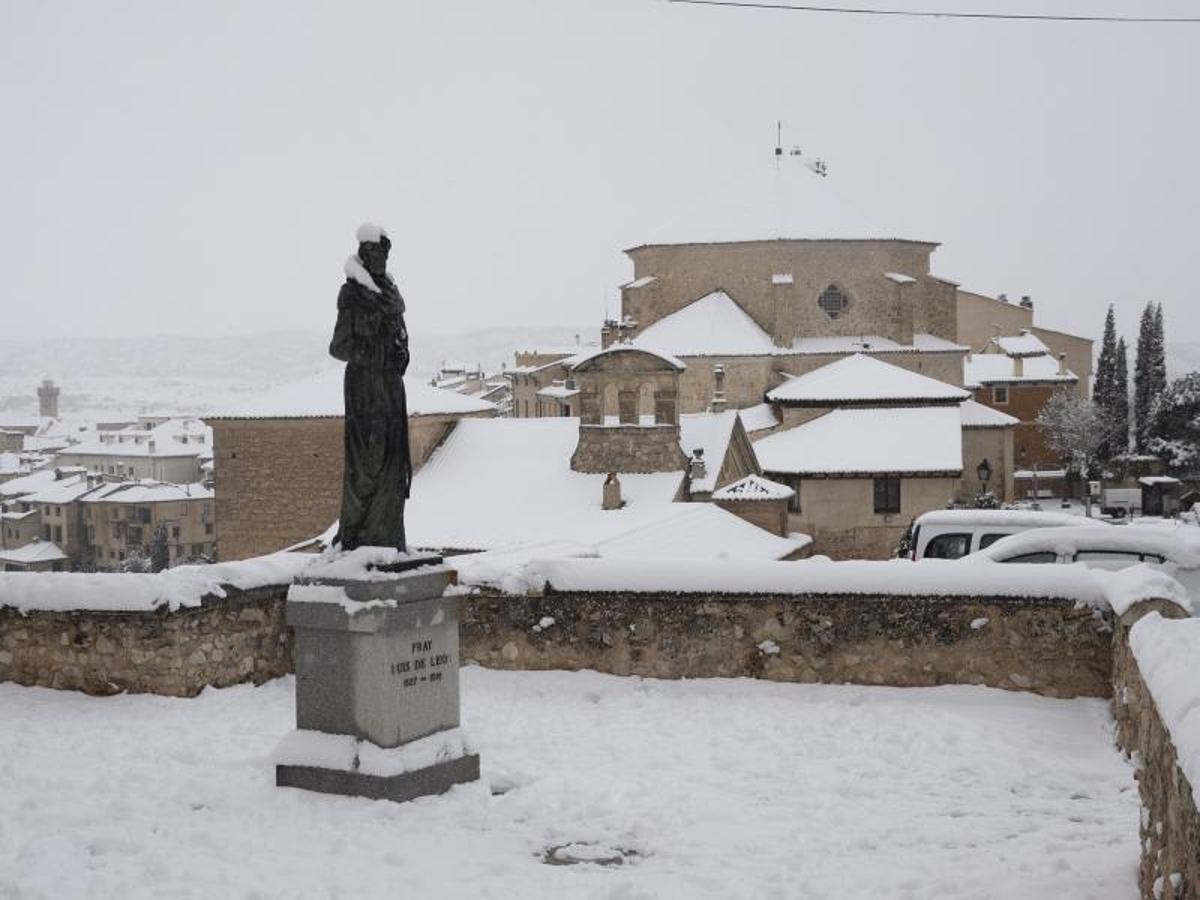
left=738, top=402, right=778, bottom=434
left=755, top=406, right=963, bottom=475
left=0, top=468, right=60, bottom=500
left=1103, top=564, right=1192, bottom=616
left=766, top=354, right=969, bottom=404
left=1130, top=612, right=1200, bottom=807
left=58, top=439, right=204, bottom=459
left=884, top=272, right=916, bottom=285
left=622, top=275, right=657, bottom=289
left=211, top=368, right=495, bottom=419
left=479, top=555, right=1107, bottom=604
left=789, top=334, right=968, bottom=356
left=0, top=552, right=315, bottom=613
left=960, top=398, right=1019, bottom=428
left=965, top=353, right=1075, bottom=385
left=712, top=474, right=794, bottom=502
left=632, top=291, right=777, bottom=357
left=679, top=411, right=738, bottom=494
left=0, top=540, right=67, bottom=565
left=771, top=273, right=794, bottom=285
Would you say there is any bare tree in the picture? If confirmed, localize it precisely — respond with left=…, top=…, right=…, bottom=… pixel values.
left=1037, top=388, right=1111, bottom=478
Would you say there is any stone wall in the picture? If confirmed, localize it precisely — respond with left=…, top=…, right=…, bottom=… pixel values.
left=211, top=413, right=479, bottom=560
left=623, top=239, right=949, bottom=346
left=463, top=591, right=1113, bottom=697
left=2, top=582, right=1116, bottom=700
left=570, top=424, right=689, bottom=475
left=1111, top=602, right=1200, bottom=900
left=960, top=425, right=1015, bottom=502
left=0, top=585, right=290, bottom=697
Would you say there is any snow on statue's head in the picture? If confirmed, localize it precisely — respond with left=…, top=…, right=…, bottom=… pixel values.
left=355, top=222, right=391, bottom=276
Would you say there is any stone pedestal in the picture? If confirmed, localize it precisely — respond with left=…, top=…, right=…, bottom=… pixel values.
left=275, top=553, right=480, bottom=802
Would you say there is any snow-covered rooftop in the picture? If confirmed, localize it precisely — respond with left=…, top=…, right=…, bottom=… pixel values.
left=679, top=410, right=740, bottom=494
left=535, top=383, right=579, bottom=401
left=57, top=439, right=202, bottom=459
left=965, top=353, right=1075, bottom=386
left=569, top=345, right=686, bottom=373
left=404, top=417, right=801, bottom=559
left=81, top=481, right=213, bottom=504
left=766, top=354, right=969, bottom=405
left=789, top=333, right=968, bottom=355
left=993, top=331, right=1051, bottom=357
left=0, top=540, right=67, bottom=565
left=960, top=398, right=1020, bottom=428
left=21, top=474, right=97, bottom=505
left=738, top=402, right=779, bottom=434
left=632, top=291, right=777, bottom=357
left=210, top=369, right=497, bottom=419
left=771, top=273, right=794, bottom=285
left=712, top=474, right=794, bottom=502
left=755, top=406, right=963, bottom=476
left=0, top=468, right=71, bottom=500
left=622, top=275, right=657, bottom=289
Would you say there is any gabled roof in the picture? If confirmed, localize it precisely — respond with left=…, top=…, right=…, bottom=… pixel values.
left=755, top=406, right=963, bottom=476
left=738, top=403, right=779, bottom=434
left=570, top=345, right=685, bottom=372
left=766, top=354, right=969, bottom=405
left=992, top=330, right=1051, bottom=357
left=712, top=474, right=794, bottom=502
left=960, top=399, right=1019, bottom=428
left=0, top=540, right=67, bottom=564
left=679, top=410, right=739, bottom=494
left=632, top=290, right=776, bottom=357
left=964, top=353, right=1076, bottom=386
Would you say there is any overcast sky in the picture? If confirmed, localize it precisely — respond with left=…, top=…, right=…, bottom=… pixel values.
left=2, top=1, right=1197, bottom=352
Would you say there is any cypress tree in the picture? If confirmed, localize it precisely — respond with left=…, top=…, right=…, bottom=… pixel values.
left=1134, top=302, right=1157, bottom=451
left=1094, top=305, right=1118, bottom=460
left=1113, top=337, right=1130, bottom=458
left=1152, top=302, right=1168, bottom=398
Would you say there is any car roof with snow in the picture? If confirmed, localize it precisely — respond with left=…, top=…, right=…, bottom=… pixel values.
left=913, top=509, right=1106, bottom=529
left=971, top=524, right=1200, bottom=567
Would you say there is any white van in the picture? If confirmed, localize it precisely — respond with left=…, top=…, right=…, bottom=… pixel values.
left=904, top=509, right=1107, bottom=561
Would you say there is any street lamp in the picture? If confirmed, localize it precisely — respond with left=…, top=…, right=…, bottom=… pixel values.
left=977, top=458, right=992, bottom=492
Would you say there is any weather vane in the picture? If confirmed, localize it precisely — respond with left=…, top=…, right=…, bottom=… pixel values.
left=774, top=121, right=827, bottom=177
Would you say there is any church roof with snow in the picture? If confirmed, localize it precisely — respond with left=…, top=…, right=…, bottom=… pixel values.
left=632, top=290, right=776, bottom=357
left=766, top=354, right=969, bottom=405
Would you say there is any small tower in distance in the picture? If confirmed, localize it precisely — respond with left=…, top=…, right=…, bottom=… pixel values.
left=38, top=378, right=60, bottom=419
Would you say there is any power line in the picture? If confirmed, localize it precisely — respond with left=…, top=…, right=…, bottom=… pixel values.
left=666, top=0, right=1200, bottom=24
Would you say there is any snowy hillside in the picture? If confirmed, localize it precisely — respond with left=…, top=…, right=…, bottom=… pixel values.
left=0, top=325, right=591, bottom=416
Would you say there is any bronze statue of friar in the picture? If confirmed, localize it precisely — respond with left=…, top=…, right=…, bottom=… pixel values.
left=328, top=223, right=412, bottom=552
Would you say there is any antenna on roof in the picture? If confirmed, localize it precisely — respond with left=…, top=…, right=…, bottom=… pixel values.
left=774, top=121, right=827, bottom=178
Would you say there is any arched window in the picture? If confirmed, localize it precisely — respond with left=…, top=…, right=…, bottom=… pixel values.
left=637, top=382, right=656, bottom=425
left=602, top=383, right=620, bottom=425
left=817, top=284, right=848, bottom=319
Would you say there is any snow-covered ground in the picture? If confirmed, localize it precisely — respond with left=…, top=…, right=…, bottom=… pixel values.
left=0, top=670, right=1137, bottom=899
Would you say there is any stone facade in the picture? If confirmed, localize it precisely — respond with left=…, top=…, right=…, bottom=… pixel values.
left=623, top=239, right=952, bottom=346
left=210, top=413, right=484, bottom=561
left=960, top=424, right=1015, bottom=502
left=1111, top=601, right=1199, bottom=900
left=570, top=424, right=689, bottom=475
left=464, top=591, right=1112, bottom=698
left=0, top=585, right=290, bottom=697
left=712, top=496, right=789, bottom=537
left=770, top=475, right=959, bottom=560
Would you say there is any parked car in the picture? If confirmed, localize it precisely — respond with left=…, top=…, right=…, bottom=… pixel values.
left=964, top=523, right=1200, bottom=605
left=902, top=508, right=1106, bottom=561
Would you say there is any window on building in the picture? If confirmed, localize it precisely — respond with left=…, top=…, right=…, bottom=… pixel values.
left=172, top=525, right=181, bottom=539
left=817, top=285, right=848, bottom=319
left=137, top=507, right=151, bottom=524
left=873, top=476, right=901, bottom=515
left=992, top=386, right=1009, bottom=405
left=204, top=522, right=213, bottom=535
left=52, top=525, right=62, bottom=543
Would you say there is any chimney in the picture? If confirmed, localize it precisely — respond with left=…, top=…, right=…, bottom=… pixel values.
left=148, top=439, right=156, bottom=454
left=1058, top=353, right=1068, bottom=376
left=1019, top=295, right=1033, bottom=309
left=602, top=472, right=622, bottom=510
left=1014, top=356, right=1024, bottom=377
left=711, top=365, right=727, bottom=413
left=689, top=448, right=707, bottom=482
left=998, top=293, right=1008, bottom=303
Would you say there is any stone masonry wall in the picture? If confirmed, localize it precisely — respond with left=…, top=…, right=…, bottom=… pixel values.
left=1111, top=602, right=1200, bottom=900
left=0, top=586, right=291, bottom=697
left=570, top=424, right=689, bottom=474
left=2, top=584, right=1115, bottom=700
left=463, top=591, right=1113, bottom=698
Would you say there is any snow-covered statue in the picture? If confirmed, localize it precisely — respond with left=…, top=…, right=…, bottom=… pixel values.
left=328, top=222, right=411, bottom=552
